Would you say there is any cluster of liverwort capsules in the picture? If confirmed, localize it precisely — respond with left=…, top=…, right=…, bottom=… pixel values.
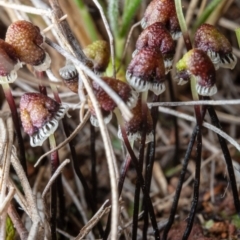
left=60, top=0, right=237, bottom=145
left=0, top=21, right=51, bottom=84
left=176, top=23, right=237, bottom=96
left=61, top=0, right=183, bottom=145
left=122, top=0, right=182, bottom=143
left=123, top=0, right=237, bottom=143
left=126, top=0, right=237, bottom=100
left=0, top=20, right=69, bottom=147
left=1, top=1, right=237, bottom=149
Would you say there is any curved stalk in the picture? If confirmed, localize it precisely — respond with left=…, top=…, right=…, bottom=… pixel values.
left=1, top=83, right=27, bottom=176
left=142, top=94, right=159, bottom=239
left=174, top=0, right=192, bottom=50
left=132, top=101, right=147, bottom=240
left=120, top=125, right=160, bottom=240
left=167, top=75, right=179, bottom=166
left=206, top=100, right=240, bottom=217
left=48, top=134, right=58, bottom=240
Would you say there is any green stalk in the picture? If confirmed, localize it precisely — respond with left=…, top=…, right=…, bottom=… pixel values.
left=108, top=0, right=119, bottom=37
left=115, top=37, right=125, bottom=62
left=174, top=2, right=202, bottom=240
left=74, top=0, right=99, bottom=42
left=141, top=91, right=148, bottom=103
left=119, top=0, right=141, bottom=38
left=192, top=0, right=222, bottom=32
left=236, top=28, right=240, bottom=47
left=175, top=0, right=187, bottom=34
left=74, top=0, right=84, bottom=8
left=174, top=0, right=192, bottom=51
left=190, top=76, right=199, bottom=101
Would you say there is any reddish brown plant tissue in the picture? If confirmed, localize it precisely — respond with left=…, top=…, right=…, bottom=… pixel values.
left=20, top=93, right=68, bottom=146
left=118, top=99, right=153, bottom=143
left=59, top=64, right=79, bottom=93
left=141, top=0, right=181, bottom=39
left=176, top=49, right=217, bottom=96
left=20, top=93, right=60, bottom=136
left=135, top=22, right=175, bottom=58
left=0, top=39, right=19, bottom=78
left=134, top=22, right=175, bottom=72
left=5, top=20, right=50, bottom=69
left=89, top=77, right=138, bottom=127
left=126, top=48, right=166, bottom=95
left=194, top=23, right=237, bottom=69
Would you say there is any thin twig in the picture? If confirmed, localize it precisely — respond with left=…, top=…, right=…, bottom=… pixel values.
left=143, top=94, right=159, bottom=238
left=92, top=0, right=116, bottom=77
left=0, top=113, right=8, bottom=162
left=148, top=99, right=240, bottom=107
left=35, top=111, right=90, bottom=167
left=167, top=75, right=179, bottom=166
left=11, top=148, right=42, bottom=239
left=90, top=124, right=97, bottom=204
left=10, top=148, right=41, bottom=223
left=182, top=124, right=202, bottom=239
left=0, top=187, right=15, bottom=215
left=162, top=126, right=197, bottom=240
left=7, top=202, right=29, bottom=240
left=0, top=114, right=14, bottom=239
left=158, top=106, right=240, bottom=151
left=62, top=176, right=95, bottom=240
left=77, top=66, right=119, bottom=240
left=207, top=104, right=240, bottom=217
left=57, top=228, right=74, bottom=240
left=132, top=101, right=147, bottom=240
left=75, top=200, right=111, bottom=240
left=61, top=117, right=104, bottom=236
left=117, top=21, right=141, bottom=73
left=48, top=0, right=88, bottom=63
left=0, top=1, right=51, bottom=16
left=42, top=14, right=68, bottom=33
left=8, top=179, right=29, bottom=216
left=120, top=126, right=160, bottom=240
left=42, top=159, right=70, bottom=198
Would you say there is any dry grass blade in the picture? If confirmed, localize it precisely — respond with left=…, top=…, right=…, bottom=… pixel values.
left=148, top=99, right=240, bottom=107
left=62, top=176, right=95, bottom=240
left=0, top=113, right=8, bottom=162
left=0, top=1, right=51, bottom=16
left=158, top=106, right=240, bottom=151
left=75, top=200, right=111, bottom=240
left=42, top=15, right=68, bottom=34
left=7, top=203, right=29, bottom=240
left=10, top=149, right=43, bottom=238
left=0, top=187, right=15, bottom=215
left=42, top=159, right=70, bottom=198
left=77, top=66, right=119, bottom=239
left=0, top=113, right=13, bottom=239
